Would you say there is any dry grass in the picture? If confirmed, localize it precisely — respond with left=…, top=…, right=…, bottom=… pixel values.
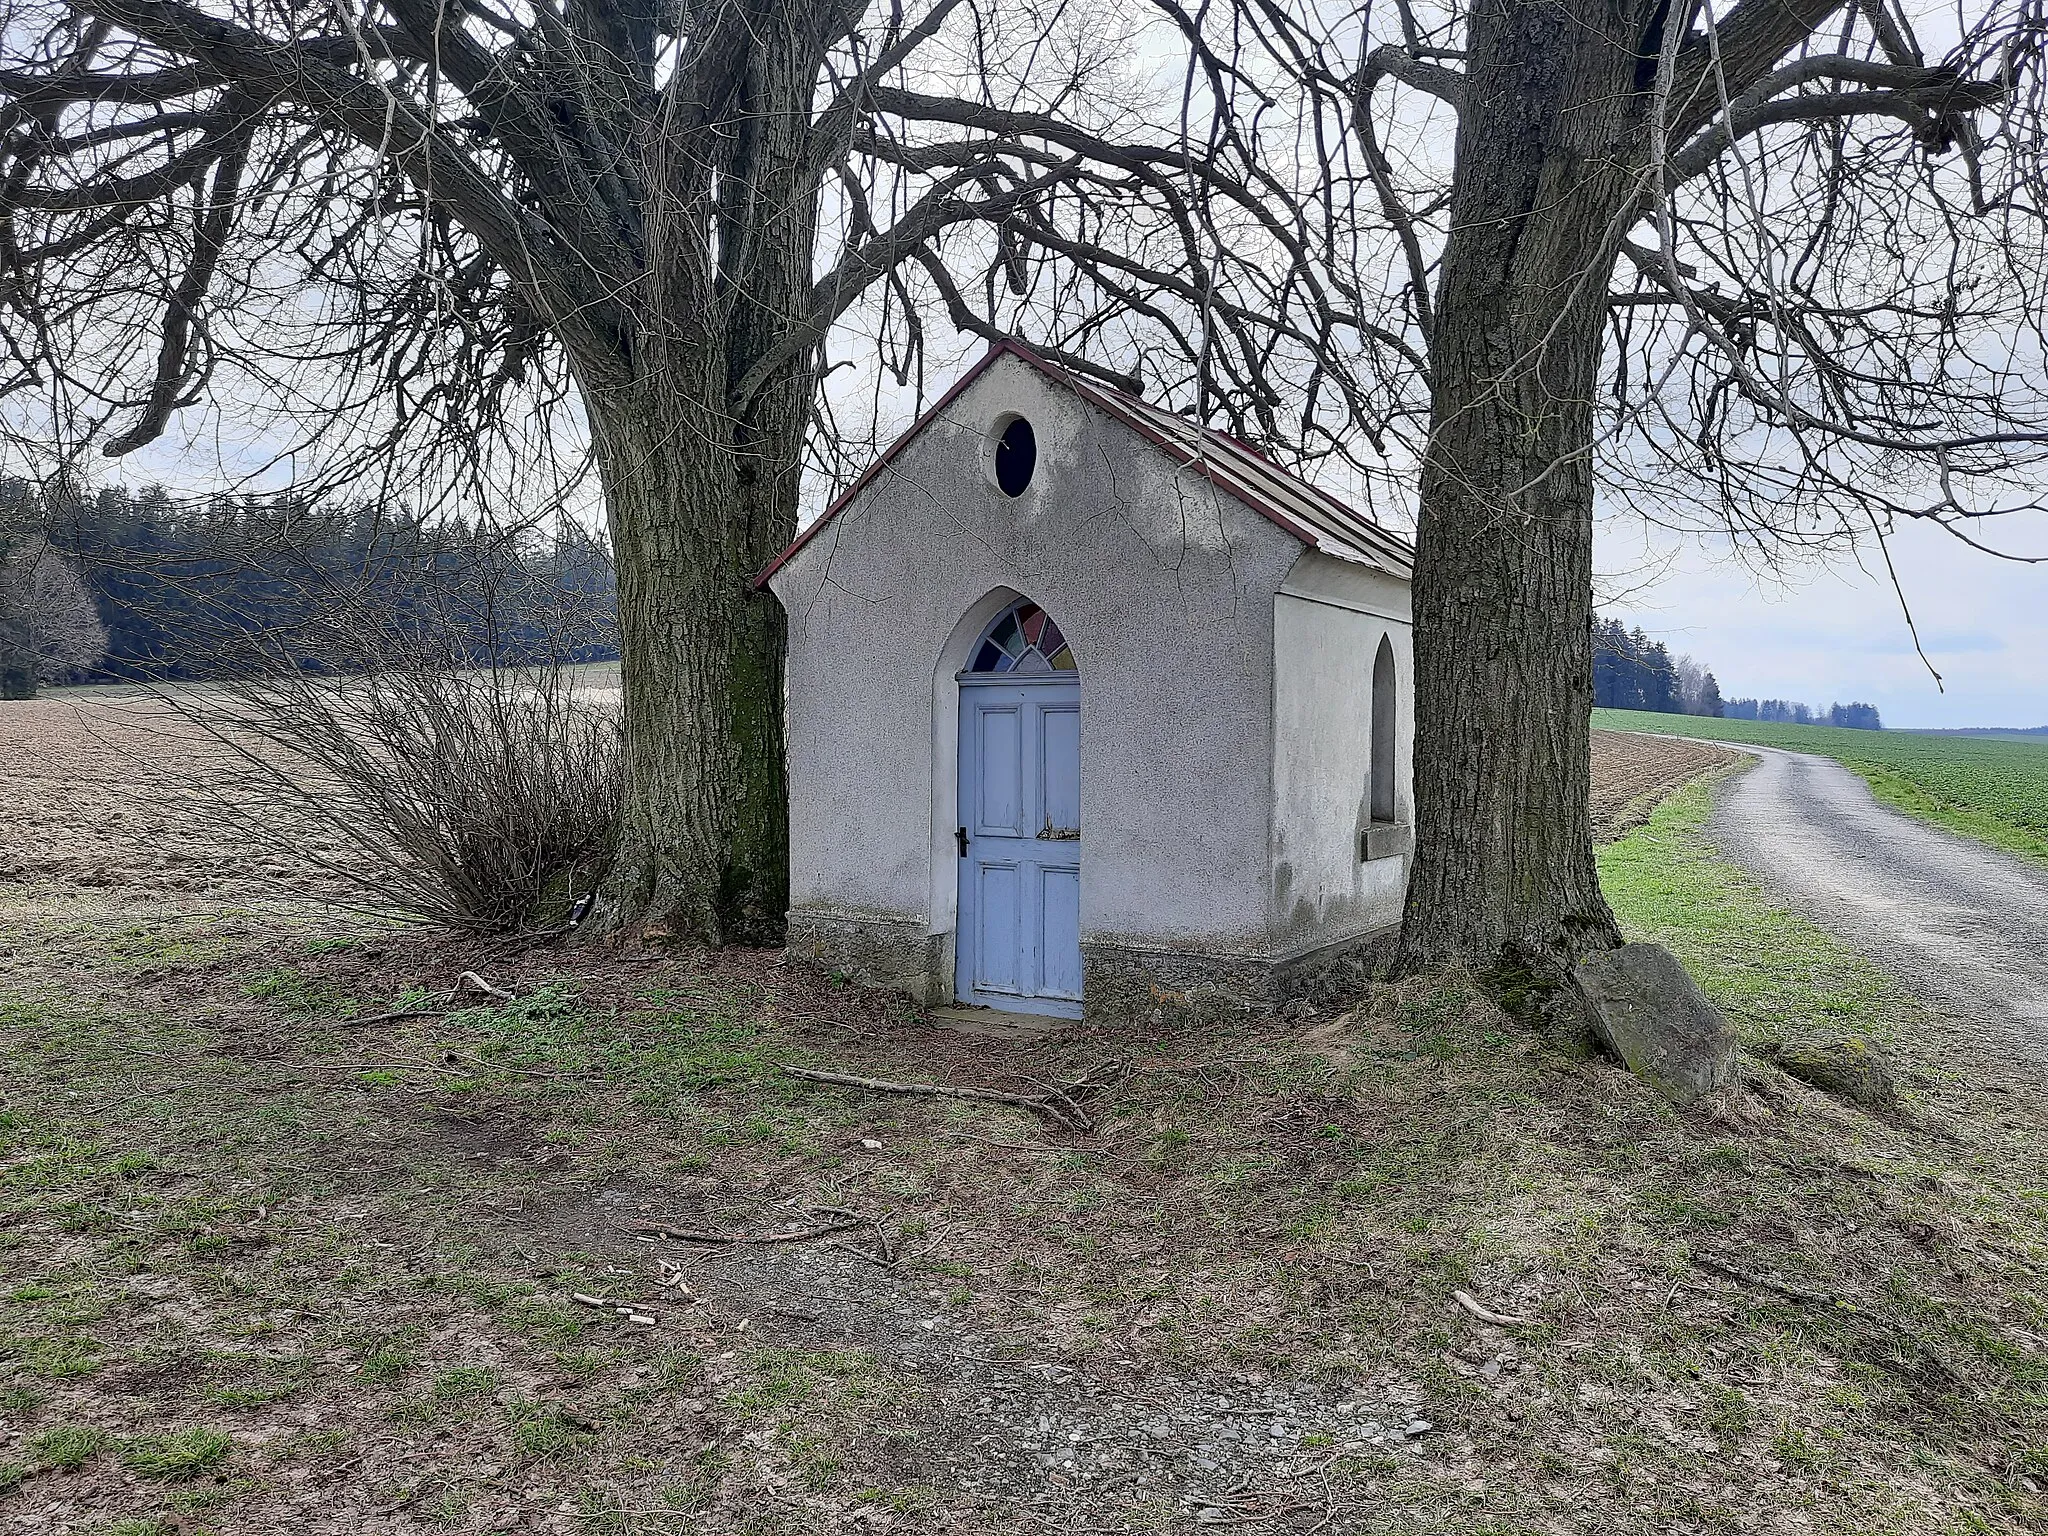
left=0, top=699, right=2042, bottom=1535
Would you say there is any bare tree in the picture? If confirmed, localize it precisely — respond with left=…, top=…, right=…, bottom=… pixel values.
left=0, top=0, right=1382, bottom=943
left=0, top=532, right=107, bottom=695
left=1166, top=0, right=2048, bottom=983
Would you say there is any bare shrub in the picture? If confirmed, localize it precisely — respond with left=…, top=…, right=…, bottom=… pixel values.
left=195, top=661, right=620, bottom=932
left=158, top=530, right=623, bottom=933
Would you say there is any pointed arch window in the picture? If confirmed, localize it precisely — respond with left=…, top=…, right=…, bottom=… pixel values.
left=968, top=600, right=1076, bottom=674
left=1370, top=635, right=1397, bottom=824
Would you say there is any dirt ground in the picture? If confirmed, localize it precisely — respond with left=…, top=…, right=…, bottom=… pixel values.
left=1, top=694, right=2044, bottom=1535
left=0, top=691, right=353, bottom=903
left=1589, top=731, right=1742, bottom=842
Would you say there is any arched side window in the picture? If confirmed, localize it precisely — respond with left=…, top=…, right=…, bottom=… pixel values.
left=1370, top=635, right=1397, bottom=824
left=968, top=600, right=1076, bottom=674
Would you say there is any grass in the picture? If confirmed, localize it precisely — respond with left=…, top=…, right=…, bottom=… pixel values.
left=120, top=1428, right=231, bottom=1481
left=1600, top=775, right=1903, bottom=1046
left=6, top=735, right=2048, bottom=1531
left=30, top=1424, right=108, bottom=1470
left=1594, top=706, right=2048, bottom=862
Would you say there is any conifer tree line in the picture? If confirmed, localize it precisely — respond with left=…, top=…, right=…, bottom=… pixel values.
left=1594, top=617, right=1882, bottom=729
left=1591, top=618, right=1723, bottom=718
left=0, top=479, right=617, bottom=688
left=1722, top=698, right=1883, bottom=730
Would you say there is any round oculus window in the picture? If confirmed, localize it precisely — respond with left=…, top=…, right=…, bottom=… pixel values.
left=993, top=415, right=1037, bottom=497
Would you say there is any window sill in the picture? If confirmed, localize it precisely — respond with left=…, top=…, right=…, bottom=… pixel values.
left=1360, top=822, right=1413, bottom=862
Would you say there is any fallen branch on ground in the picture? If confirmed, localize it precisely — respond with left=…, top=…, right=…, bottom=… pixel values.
left=1453, top=1290, right=1529, bottom=1327
left=1690, top=1252, right=1846, bottom=1309
left=453, top=971, right=516, bottom=1003
left=348, top=1007, right=447, bottom=1027
left=780, top=1064, right=1094, bottom=1133
left=350, top=972, right=515, bottom=1026
left=627, top=1216, right=866, bottom=1246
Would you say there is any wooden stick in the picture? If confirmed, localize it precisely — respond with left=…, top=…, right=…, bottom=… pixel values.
left=1452, top=1289, right=1528, bottom=1328
left=453, top=970, right=516, bottom=1003
left=348, top=1007, right=446, bottom=1026
left=1689, top=1253, right=1842, bottom=1308
left=779, top=1064, right=1093, bottom=1133
left=628, top=1216, right=865, bottom=1246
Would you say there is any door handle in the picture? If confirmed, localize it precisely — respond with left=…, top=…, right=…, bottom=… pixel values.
left=956, top=826, right=969, bottom=858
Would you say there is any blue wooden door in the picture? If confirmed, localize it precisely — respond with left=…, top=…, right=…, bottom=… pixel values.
left=956, top=678, right=1083, bottom=1016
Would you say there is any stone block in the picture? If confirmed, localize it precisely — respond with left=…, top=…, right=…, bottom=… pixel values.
left=1763, top=1035, right=1897, bottom=1106
left=1574, top=943, right=1735, bottom=1105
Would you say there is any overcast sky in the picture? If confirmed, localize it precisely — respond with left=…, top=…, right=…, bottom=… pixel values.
left=1596, top=514, right=2048, bottom=730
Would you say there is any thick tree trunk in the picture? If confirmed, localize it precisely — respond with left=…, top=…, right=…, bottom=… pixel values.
left=588, top=383, right=797, bottom=946
left=568, top=1, right=837, bottom=947
left=1399, top=0, right=1663, bottom=979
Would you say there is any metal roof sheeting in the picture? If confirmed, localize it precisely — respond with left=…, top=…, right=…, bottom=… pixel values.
left=1059, top=370, right=1414, bottom=579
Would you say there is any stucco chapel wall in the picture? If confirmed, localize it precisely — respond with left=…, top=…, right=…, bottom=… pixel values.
left=1269, top=551, right=1415, bottom=974
left=770, top=351, right=1305, bottom=1008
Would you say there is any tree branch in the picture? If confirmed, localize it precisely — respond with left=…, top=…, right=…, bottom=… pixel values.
left=1360, top=42, right=1464, bottom=110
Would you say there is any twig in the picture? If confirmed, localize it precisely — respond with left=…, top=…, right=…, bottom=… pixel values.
left=627, top=1217, right=865, bottom=1246
left=826, top=1237, right=899, bottom=1268
left=780, top=1064, right=1093, bottom=1133
left=1689, top=1253, right=1844, bottom=1309
left=1452, top=1289, right=1529, bottom=1327
left=453, top=970, right=516, bottom=1003
left=348, top=1007, right=447, bottom=1026
left=295, top=1058, right=475, bottom=1078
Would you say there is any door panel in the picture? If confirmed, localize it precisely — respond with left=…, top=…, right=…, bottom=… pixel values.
left=1040, top=704, right=1081, bottom=834
left=957, top=679, right=1083, bottom=1017
left=1037, top=865, right=1083, bottom=999
left=974, top=862, right=1020, bottom=991
left=976, top=706, right=1023, bottom=835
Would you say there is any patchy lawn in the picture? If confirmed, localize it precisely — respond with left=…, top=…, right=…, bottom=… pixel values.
left=0, top=704, right=2044, bottom=1534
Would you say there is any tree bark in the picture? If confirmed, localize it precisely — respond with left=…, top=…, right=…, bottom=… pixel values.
left=576, top=0, right=833, bottom=947
left=1399, top=0, right=1666, bottom=979
left=588, top=382, right=795, bottom=946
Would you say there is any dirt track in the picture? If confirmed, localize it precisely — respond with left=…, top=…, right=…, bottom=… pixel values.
left=1713, top=744, right=2048, bottom=1055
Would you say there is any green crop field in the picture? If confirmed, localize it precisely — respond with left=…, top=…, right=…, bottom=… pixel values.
left=1593, top=707, right=2048, bottom=864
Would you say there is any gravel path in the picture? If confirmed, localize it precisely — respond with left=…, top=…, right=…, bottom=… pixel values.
left=1711, top=745, right=2048, bottom=1050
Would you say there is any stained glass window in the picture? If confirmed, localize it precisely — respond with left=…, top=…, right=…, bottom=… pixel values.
left=968, top=600, right=1076, bottom=674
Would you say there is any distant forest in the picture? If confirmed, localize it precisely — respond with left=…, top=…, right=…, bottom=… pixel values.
left=1593, top=619, right=1723, bottom=717
left=4, top=484, right=1887, bottom=733
left=1, top=480, right=617, bottom=681
left=1723, top=698, right=1883, bottom=730
left=1593, top=617, right=1882, bottom=729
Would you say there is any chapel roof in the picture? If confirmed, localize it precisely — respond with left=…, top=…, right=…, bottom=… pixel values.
left=755, top=339, right=1414, bottom=588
